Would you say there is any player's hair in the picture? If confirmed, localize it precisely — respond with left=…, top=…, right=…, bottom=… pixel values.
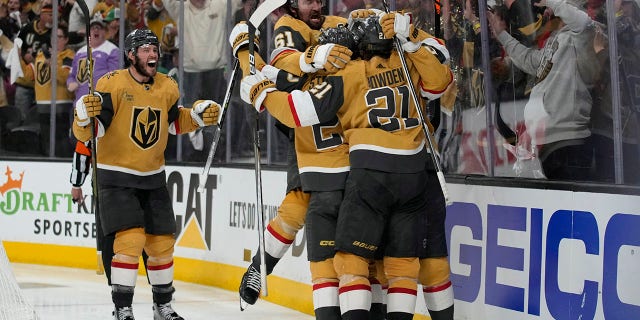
left=124, top=28, right=160, bottom=65
left=349, top=15, right=393, bottom=60
left=318, top=24, right=358, bottom=58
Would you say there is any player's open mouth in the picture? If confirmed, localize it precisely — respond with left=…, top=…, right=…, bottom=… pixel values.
left=148, top=60, right=157, bottom=68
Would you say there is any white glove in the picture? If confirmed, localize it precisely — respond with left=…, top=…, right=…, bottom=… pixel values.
left=379, top=11, right=422, bottom=52
left=260, top=64, right=281, bottom=83
left=74, top=93, right=103, bottom=126
left=228, top=22, right=260, bottom=58
left=240, top=71, right=277, bottom=112
left=391, top=12, right=413, bottom=39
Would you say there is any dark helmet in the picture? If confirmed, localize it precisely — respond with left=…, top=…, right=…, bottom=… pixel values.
left=287, top=0, right=325, bottom=9
left=318, top=24, right=358, bottom=58
left=349, top=15, right=393, bottom=60
left=124, top=28, right=160, bottom=57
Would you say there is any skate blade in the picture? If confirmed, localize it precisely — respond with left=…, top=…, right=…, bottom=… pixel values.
left=239, top=298, right=250, bottom=311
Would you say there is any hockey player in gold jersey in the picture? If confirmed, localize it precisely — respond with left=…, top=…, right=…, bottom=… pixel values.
left=240, top=13, right=452, bottom=320
left=72, top=28, right=222, bottom=320
left=232, top=1, right=354, bottom=318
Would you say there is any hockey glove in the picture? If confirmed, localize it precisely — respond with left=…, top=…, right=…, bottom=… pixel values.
left=348, top=8, right=383, bottom=27
left=191, top=100, right=222, bottom=127
left=74, top=93, right=102, bottom=127
left=229, top=22, right=260, bottom=58
left=240, top=71, right=276, bottom=112
left=379, top=11, right=422, bottom=52
left=299, top=44, right=352, bottom=73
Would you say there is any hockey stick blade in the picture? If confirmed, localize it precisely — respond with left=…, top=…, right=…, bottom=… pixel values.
left=76, top=0, right=90, bottom=21
left=249, top=0, right=286, bottom=28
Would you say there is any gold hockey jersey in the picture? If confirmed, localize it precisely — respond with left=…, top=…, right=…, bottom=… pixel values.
left=82, top=69, right=199, bottom=189
left=264, top=46, right=453, bottom=173
left=270, top=14, right=350, bottom=191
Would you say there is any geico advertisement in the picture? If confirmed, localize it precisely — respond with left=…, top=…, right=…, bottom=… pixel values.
left=446, top=184, right=640, bottom=320
left=2, top=161, right=640, bottom=319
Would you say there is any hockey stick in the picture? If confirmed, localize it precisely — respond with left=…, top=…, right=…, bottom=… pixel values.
left=381, top=0, right=451, bottom=205
left=197, top=60, right=239, bottom=193
left=76, top=0, right=102, bottom=275
left=244, top=0, right=286, bottom=303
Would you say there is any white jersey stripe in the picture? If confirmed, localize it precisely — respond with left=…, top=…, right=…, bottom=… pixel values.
left=97, top=164, right=166, bottom=176
left=349, top=140, right=425, bottom=155
left=298, top=165, right=350, bottom=174
left=290, top=90, right=320, bottom=127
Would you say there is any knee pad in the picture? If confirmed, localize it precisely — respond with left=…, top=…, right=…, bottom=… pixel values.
left=113, top=227, right=146, bottom=260
left=384, top=257, right=419, bottom=281
left=333, top=251, right=369, bottom=280
left=419, top=257, right=451, bottom=287
left=144, top=234, right=176, bottom=265
left=270, top=190, right=310, bottom=239
left=310, top=258, right=337, bottom=283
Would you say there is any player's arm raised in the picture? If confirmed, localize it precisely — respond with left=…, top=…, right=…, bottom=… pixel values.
left=240, top=68, right=344, bottom=128
left=379, top=11, right=453, bottom=100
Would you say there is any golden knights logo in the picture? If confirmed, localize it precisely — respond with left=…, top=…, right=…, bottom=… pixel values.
left=131, top=106, right=161, bottom=149
left=35, top=61, right=51, bottom=86
left=76, top=58, right=93, bottom=83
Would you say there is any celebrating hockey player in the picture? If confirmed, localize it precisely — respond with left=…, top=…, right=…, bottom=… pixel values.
left=234, top=1, right=354, bottom=318
left=72, top=28, right=222, bottom=320
left=240, top=13, right=452, bottom=319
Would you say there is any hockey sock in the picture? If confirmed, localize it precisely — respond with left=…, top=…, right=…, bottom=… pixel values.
left=112, top=284, right=134, bottom=308
left=250, top=251, right=280, bottom=275
left=423, top=281, right=454, bottom=320
left=152, top=283, right=175, bottom=305
left=312, top=281, right=341, bottom=320
left=369, top=277, right=386, bottom=320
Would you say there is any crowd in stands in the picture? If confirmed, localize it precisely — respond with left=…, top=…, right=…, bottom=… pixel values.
left=0, top=0, right=637, bottom=185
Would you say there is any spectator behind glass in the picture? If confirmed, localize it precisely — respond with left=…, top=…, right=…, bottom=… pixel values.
left=67, top=0, right=98, bottom=47
left=488, top=0, right=600, bottom=181
left=590, top=0, right=640, bottom=184
left=333, top=0, right=365, bottom=18
left=0, top=0, right=22, bottom=40
left=66, top=13, right=119, bottom=106
left=103, top=7, right=120, bottom=45
left=145, top=0, right=175, bottom=70
left=160, top=0, right=228, bottom=162
left=30, top=23, right=75, bottom=157
left=13, top=2, right=53, bottom=123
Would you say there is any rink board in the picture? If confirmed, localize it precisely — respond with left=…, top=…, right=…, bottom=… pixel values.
left=0, top=160, right=639, bottom=319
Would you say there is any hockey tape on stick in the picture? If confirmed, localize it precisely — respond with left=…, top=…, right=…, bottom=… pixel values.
left=249, top=0, right=287, bottom=28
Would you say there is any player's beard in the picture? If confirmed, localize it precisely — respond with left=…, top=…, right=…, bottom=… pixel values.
left=304, top=10, right=323, bottom=30
left=133, top=56, right=157, bottom=79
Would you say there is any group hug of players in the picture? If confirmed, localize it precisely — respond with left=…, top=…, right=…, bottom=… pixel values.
left=232, top=1, right=455, bottom=320
left=70, top=0, right=454, bottom=319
